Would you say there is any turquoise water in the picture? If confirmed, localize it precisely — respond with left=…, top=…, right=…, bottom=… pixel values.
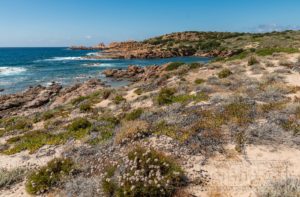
left=0, top=47, right=210, bottom=94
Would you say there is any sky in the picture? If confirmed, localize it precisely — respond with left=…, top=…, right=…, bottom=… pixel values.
left=0, top=0, right=300, bottom=47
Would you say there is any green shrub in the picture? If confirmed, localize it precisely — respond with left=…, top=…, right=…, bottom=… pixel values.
left=227, top=51, right=250, bottom=61
left=217, top=68, right=233, bottom=78
left=223, top=100, right=254, bottom=125
left=194, top=78, right=205, bottom=84
left=198, top=40, right=221, bottom=51
left=41, top=110, right=55, bottom=120
left=25, top=158, right=75, bottom=195
left=134, top=88, right=143, bottom=95
left=165, top=62, right=185, bottom=71
left=113, top=95, right=126, bottom=104
left=2, top=118, right=92, bottom=155
left=102, top=89, right=112, bottom=99
left=188, top=62, right=204, bottom=69
left=248, top=56, right=259, bottom=66
left=68, top=118, right=92, bottom=132
left=2, top=130, right=63, bottom=155
left=153, top=121, right=192, bottom=142
left=71, top=96, right=88, bottom=105
left=79, top=102, right=92, bottom=112
left=102, top=147, right=185, bottom=197
left=256, top=47, right=299, bottom=56
left=156, top=88, right=176, bottom=105
left=0, top=168, right=25, bottom=189
left=1, top=116, right=32, bottom=132
left=124, top=108, right=144, bottom=121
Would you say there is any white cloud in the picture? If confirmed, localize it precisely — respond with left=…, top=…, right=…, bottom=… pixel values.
left=85, top=35, right=92, bottom=40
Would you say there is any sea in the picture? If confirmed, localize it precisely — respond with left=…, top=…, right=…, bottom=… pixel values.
left=0, top=47, right=210, bottom=95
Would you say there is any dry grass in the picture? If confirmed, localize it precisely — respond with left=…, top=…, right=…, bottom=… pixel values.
left=115, top=120, right=149, bottom=144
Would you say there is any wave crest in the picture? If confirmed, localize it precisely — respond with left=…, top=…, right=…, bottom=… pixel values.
left=0, top=67, right=27, bottom=75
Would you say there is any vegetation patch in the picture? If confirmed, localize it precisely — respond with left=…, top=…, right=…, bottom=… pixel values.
left=156, top=88, right=177, bottom=105
left=256, top=47, right=299, bottom=56
left=256, top=178, right=300, bottom=197
left=156, top=88, right=208, bottom=105
left=102, top=147, right=185, bottom=197
left=25, top=158, right=75, bottom=195
left=79, top=102, right=92, bottom=112
left=115, top=120, right=149, bottom=144
left=2, top=118, right=92, bottom=155
left=165, top=62, right=185, bottom=71
left=113, top=95, right=126, bottom=104
left=134, top=88, right=143, bottom=95
left=248, top=56, right=259, bottom=66
left=0, top=168, right=25, bottom=189
left=217, top=68, right=233, bottom=79
left=194, top=78, right=205, bottom=84
left=125, top=108, right=144, bottom=121
left=188, top=62, right=204, bottom=69
left=153, top=121, right=192, bottom=143
left=88, top=116, right=119, bottom=145
left=223, top=100, right=254, bottom=125
left=0, top=116, right=32, bottom=134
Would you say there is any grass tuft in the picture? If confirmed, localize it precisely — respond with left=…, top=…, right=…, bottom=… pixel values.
left=25, top=158, right=75, bottom=195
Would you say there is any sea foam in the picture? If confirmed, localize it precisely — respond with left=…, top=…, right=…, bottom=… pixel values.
left=0, top=67, right=27, bottom=75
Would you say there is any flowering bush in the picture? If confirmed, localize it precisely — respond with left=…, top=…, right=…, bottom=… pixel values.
left=102, top=147, right=185, bottom=197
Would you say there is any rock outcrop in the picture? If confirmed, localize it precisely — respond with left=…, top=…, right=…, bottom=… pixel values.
left=0, top=83, right=62, bottom=117
left=102, top=65, right=165, bottom=82
left=0, top=79, right=105, bottom=117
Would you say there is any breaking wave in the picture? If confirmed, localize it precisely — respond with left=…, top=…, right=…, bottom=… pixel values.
left=0, top=67, right=27, bottom=75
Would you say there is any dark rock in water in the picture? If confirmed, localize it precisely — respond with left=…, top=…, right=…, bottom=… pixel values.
left=0, top=89, right=4, bottom=92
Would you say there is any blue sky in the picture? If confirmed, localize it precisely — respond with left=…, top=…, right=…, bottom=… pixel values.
left=0, top=0, right=300, bottom=47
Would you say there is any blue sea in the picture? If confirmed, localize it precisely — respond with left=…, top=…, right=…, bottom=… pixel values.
left=0, top=47, right=210, bottom=95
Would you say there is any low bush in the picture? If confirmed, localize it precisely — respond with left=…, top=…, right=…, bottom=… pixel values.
left=256, top=47, right=299, bottom=56
left=67, top=118, right=92, bottom=132
left=79, top=102, right=92, bottom=112
left=113, top=95, right=126, bottom=104
left=134, top=88, right=143, bottom=95
left=102, top=89, right=112, bottom=99
left=71, top=96, right=88, bottom=106
left=223, top=99, right=254, bottom=125
left=115, top=120, right=149, bottom=144
left=153, top=121, right=192, bottom=142
left=25, top=158, right=75, bottom=195
left=2, top=118, right=93, bottom=155
left=165, top=62, right=185, bottom=71
left=0, top=168, right=25, bottom=189
left=188, top=62, right=204, bottom=69
left=157, top=88, right=177, bottom=105
left=279, top=60, right=293, bottom=68
left=88, top=116, right=119, bottom=145
left=256, top=178, right=300, bottom=197
left=217, top=69, right=233, bottom=79
left=2, top=130, right=65, bottom=155
left=194, top=78, right=205, bottom=84
left=248, top=56, right=259, bottom=66
left=102, top=147, right=185, bottom=197
left=125, top=108, right=144, bottom=121
left=0, top=116, right=32, bottom=132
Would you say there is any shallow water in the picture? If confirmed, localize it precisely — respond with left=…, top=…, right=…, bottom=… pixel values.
left=0, top=47, right=210, bottom=94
